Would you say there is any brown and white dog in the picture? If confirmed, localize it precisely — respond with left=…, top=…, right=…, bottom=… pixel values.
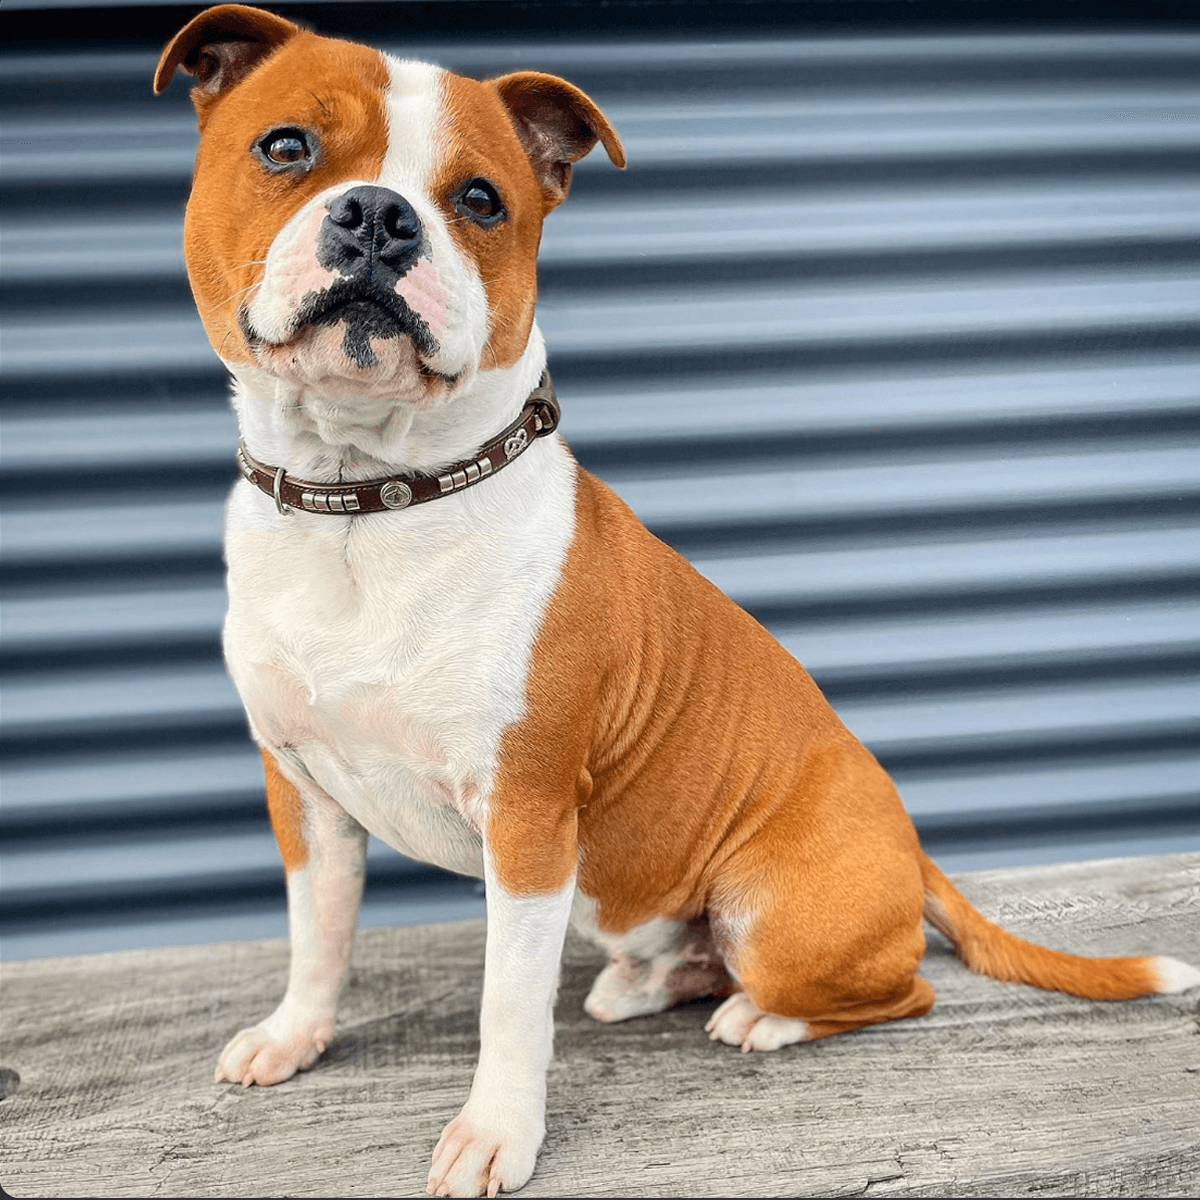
left=156, top=7, right=1199, bottom=1196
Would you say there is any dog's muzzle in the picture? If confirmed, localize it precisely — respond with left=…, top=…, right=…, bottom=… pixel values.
left=278, top=184, right=438, bottom=369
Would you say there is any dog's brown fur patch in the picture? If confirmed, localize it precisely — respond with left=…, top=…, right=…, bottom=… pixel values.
left=261, top=747, right=308, bottom=871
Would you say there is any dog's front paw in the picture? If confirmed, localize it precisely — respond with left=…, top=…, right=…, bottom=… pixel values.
left=427, top=1101, right=544, bottom=1197
left=214, top=1014, right=333, bottom=1087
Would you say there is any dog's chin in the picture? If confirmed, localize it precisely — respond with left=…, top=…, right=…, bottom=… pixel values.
left=253, top=322, right=458, bottom=406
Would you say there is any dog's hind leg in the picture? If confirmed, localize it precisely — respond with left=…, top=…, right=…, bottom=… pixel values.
left=704, top=892, right=935, bottom=1052
left=575, top=907, right=735, bottom=1023
left=215, top=748, right=367, bottom=1087
left=704, top=761, right=934, bottom=1052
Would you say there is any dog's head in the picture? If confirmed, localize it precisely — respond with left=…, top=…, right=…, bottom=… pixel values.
left=156, top=4, right=623, bottom=412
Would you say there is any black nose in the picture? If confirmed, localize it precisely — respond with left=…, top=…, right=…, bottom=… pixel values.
left=318, top=185, right=423, bottom=278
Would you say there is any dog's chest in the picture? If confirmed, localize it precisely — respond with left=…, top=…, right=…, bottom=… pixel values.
left=222, top=460, right=575, bottom=875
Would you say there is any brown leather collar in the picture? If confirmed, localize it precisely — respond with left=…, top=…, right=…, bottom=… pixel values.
left=236, top=371, right=560, bottom=516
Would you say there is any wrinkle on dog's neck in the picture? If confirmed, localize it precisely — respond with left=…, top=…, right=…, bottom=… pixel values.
left=227, top=330, right=548, bottom=484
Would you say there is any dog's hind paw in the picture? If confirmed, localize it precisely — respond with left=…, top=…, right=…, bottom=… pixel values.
left=705, top=991, right=809, bottom=1053
left=214, top=1015, right=333, bottom=1087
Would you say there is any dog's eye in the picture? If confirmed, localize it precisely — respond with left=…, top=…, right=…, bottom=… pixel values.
left=255, top=128, right=316, bottom=171
left=266, top=134, right=307, bottom=164
left=457, top=179, right=504, bottom=224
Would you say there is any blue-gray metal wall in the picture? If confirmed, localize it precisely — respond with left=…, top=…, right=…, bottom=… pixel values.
left=3, top=1, right=1199, bottom=961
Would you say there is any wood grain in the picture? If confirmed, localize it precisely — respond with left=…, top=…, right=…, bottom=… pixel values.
left=2, top=853, right=1198, bottom=1197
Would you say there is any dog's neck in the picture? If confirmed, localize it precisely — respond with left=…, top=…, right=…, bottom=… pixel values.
left=226, top=330, right=549, bottom=485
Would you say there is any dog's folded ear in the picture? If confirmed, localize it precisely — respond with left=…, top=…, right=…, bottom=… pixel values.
left=489, top=72, right=626, bottom=210
left=154, top=3, right=300, bottom=108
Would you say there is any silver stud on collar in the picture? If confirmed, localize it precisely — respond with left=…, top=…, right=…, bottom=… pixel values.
left=380, top=480, right=413, bottom=509
left=504, top=428, right=530, bottom=459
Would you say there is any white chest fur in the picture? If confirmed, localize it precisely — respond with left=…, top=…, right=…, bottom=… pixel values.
left=222, top=433, right=577, bottom=879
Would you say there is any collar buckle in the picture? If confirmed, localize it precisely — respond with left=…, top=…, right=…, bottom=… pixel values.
left=272, top=466, right=292, bottom=515
left=529, top=371, right=561, bottom=434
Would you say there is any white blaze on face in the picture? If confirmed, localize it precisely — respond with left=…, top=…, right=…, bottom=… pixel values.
left=377, top=56, right=440, bottom=187
left=377, top=55, right=490, bottom=388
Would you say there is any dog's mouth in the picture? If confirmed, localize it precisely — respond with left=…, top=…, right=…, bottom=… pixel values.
left=301, top=280, right=441, bottom=371
left=305, top=284, right=433, bottom=345
left=242, top=280, right=444, bottom=375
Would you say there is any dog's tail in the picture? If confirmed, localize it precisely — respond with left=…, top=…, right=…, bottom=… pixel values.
left=918, top=852, right=1200, bottom=1000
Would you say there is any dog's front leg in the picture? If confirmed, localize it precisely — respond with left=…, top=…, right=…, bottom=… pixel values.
left=428, top=843, right=574, bottom=1198
left=216, top=748, right=367, bottom=1087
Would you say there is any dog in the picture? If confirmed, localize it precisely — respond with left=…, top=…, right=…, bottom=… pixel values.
left=155, top=7, right=1200, bottom=1195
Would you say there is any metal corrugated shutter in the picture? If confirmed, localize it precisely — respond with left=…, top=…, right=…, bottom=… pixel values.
left=3, top=9, right=1199, bottom=960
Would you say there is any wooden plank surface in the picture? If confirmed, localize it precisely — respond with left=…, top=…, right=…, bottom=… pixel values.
left=2, top=853, right=1199, bottom=1198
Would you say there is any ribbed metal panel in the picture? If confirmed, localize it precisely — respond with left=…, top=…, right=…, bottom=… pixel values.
left=3, top=14, right=1199, bottom=960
